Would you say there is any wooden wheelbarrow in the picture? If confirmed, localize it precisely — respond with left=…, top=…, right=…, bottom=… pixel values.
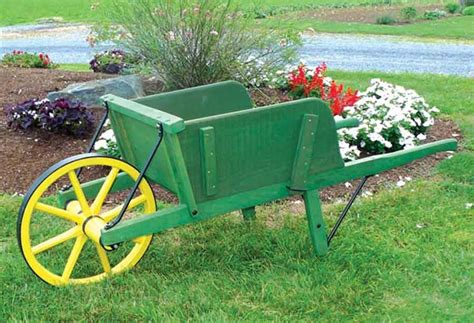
left=17, top=81, right=457, bottom=286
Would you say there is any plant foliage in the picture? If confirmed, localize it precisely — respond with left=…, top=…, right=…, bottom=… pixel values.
left=89, top=49, right=137, bottom=74
left=1, top=50, right=56, bottom=69
left=6, top=98, right=94, bottom=137
left=95, top=0, right=298, bottom=89
left=376, top=15, right=398, bottom=25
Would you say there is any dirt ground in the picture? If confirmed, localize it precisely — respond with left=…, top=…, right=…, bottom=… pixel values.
left=294, top=4, right=448, bottom=24
left=0, top=67, right=460, bottom=204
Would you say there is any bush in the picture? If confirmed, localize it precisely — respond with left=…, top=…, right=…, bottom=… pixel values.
left=96, top=0, right=298, bottom=89
left=400, top=6, right=417, bottom=20
left=89, top=49, right=137, bottom=74
left=287, top=64, right=359, bottom=116
left=445, top=3, right=461, bottom=13
left=376, top=15, right=398, bottom=25
left=338, top=79, right=439, bottom=160
left=462, top=6, right=474, bottom=15
left=1, top=50, right=56, bottom=69
left=423, top=9, right=447, bottom=20
left=6, top=98, right=94, bottom=137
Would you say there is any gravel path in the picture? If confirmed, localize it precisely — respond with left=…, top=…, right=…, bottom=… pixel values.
left=1, top=23, right=473, bottom=76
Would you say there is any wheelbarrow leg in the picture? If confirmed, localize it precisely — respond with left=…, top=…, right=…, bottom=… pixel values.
left=241, top=206, right=256, bottom=221
left=303, top=190, right=328, bottom=256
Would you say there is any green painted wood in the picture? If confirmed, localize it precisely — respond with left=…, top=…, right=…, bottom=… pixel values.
left=103, top=94, right=185, bottom=133
left=241, top=207, right=256, bottom=221
left=179, top=98, right=344, bottom=203
left=303, top=190, right=328, bottom=256
left=335, top=117, right=359, bottom=130
left=307, top=139, right=458, bottom=190
left=107, top=108, right=178, bottom=194
left=164, top=133, right=198, bottom=215
left=57, top=172, right=134, bottom=206
left=101, top=205, right=189, bottom=245
left=101, top=182, right=294, bottom=245
left=290, top=114, right=320, bottom=190
left=199, top=127, right=218, bottom=196
left=134, top=80, right=253, bottom=121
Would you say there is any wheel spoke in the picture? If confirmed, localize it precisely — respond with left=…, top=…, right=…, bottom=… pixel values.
left=32, top=226, right=80, bottom=255
left=95, top=244, right=111, bottom=273
left=35, top=202, right=83, bottom=223
left=101, top=195, right=148, bottom=222
left=62, top=235, right=87, bottom=283
left=68, top=171, right=91, bottom=216
left=90, top=168, right=120, bottom=215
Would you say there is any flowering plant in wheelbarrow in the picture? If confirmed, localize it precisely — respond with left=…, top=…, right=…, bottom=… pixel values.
left=1, top=50, right=56, bottom=69
left=6, top=98, right=94, bottom=138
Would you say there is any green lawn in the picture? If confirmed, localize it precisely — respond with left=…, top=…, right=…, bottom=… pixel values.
left=58, top=63, right=91, bottom=72
left=0, top=71, right=472, bottom=320
left=0, top=0, right=447, bottom=26
left=261, top=15, right=474, bottom=40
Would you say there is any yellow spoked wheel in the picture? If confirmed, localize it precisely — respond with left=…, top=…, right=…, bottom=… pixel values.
left=17, top=154, right=156, bottom=286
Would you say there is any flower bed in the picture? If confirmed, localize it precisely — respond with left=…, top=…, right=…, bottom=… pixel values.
left=1, top=50, right=56, bottom=69
left=89, top=49, right=138, bottom=74
left=6, top=98, right=94, bottom=138
left=338, top=79, right=439, bottom=160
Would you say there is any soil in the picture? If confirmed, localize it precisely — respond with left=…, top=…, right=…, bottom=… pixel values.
left=293, top=4, right=450, bottom=25
left=0, top=67, right=461, bottom=205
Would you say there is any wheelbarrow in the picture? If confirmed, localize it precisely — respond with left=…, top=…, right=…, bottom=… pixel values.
left=17, top=81, right=457, bottom=286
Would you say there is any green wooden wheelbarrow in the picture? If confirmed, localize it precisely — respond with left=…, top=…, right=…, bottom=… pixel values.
left=17, top=81, right=457, bottom=286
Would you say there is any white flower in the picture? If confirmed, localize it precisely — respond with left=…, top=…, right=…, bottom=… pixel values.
left=101, top=129, right=115, bottom=141
left=209, top=30, right=219, bottom=36
left=396, top=180, right=406, bottom=187
left=166, top=31, right=176, bottom=41
left=94, top=139, right=109, bottom=151
left=465, top=203, right=473, bottom=209
left=417, top=133, right=427, bottom=141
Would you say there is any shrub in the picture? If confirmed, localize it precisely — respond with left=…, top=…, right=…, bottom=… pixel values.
left=376, top=15, right=398, bottom=25
left=1, top=50, right=56, bottom=69
left=89, top=49, right=137, bottom=74
left=462, top=6, right=474, bottom=15
left=423, top=9, right=447, bottom=20
left=400, top=6, right=417, bottom=20
left=445, top=3, right=461, bottom=14
left=6, top=98, right=94, bottom=137
left=338, top=79, right=439, bottom=160
left=287, top=64, right=359, bottom=116
left=96, top=0, right=298, bottom=89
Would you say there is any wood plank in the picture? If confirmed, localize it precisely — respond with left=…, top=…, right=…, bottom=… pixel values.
left=199, top=127, right=218, bottom=196
left=290, top=114, right=319, bottom=190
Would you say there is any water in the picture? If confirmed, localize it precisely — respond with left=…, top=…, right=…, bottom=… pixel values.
left=1, top=23, right=473, bottom=76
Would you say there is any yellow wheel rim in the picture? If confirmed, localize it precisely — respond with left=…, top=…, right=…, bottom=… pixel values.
left=18, top=155, right=156, bottom=286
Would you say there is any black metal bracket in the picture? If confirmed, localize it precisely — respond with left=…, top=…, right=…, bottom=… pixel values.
left=60, top=103, right=110, bottom=192
left=104, top=122, right=164, bottom=231
left=327, top=176, right=371, bottom=245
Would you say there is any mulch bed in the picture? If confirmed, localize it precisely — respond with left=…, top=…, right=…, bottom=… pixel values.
left=0, top=67, right=460, bottom=204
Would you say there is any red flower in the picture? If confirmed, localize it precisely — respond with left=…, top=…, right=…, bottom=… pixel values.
left=287, top=63, right=360, bottom=116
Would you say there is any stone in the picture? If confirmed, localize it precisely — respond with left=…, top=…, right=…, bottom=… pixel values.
left=47, top=75, right=144, bottom=107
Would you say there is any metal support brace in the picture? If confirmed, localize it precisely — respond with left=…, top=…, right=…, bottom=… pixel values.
left=104, top=123, right=164, bottom=231
left=327, top=176, right=371, bottom=244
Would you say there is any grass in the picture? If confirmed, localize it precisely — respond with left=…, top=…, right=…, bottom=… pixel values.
left=0, top=0, right=447, bottom=26
left=57, top=63, right=90, bottom=72
left=0, top=71, right=472, bottom=320
left=261, top=15, right=474, bottom=40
